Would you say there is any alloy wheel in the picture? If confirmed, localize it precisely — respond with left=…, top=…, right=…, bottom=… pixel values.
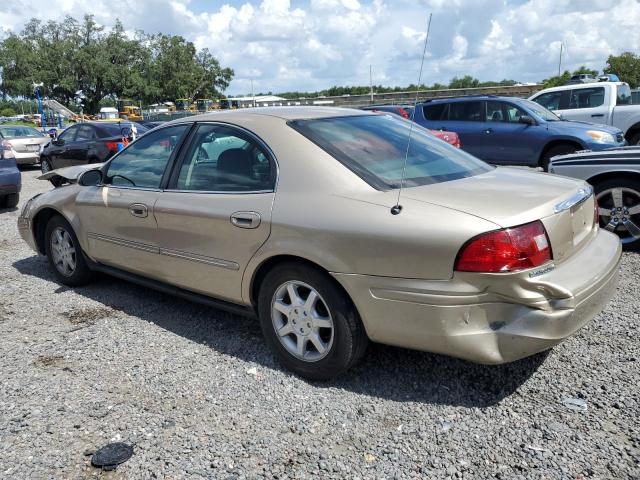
left=597, top=187, right=640, bottom=245
left=50, top=226, right=77, bottom=276
left=271, top=281, right=334, bottom=362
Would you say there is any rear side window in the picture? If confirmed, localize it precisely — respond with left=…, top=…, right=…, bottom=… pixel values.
left=105, top=125, right=189, bottom=189
left=423, top=103, right=447, bottom=120
left=174, top=124, right=274, bottom=192
left=289, top=115, right=492, bottom=190
left=448, top=102, right=483, bottom=121
left=533, top=91, right=562, bottom=110
left=569, top=87, right=605, bottom=109
left=75, top=125, right=96, bottom=141
left=616, top=84, right=633, bottom=105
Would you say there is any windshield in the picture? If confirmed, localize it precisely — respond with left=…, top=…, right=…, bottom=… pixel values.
left=289, top=114, right=492, bottom=190
left=520, top=99, right=561, bottom=122
left=0, top=126, right=43, bottom=138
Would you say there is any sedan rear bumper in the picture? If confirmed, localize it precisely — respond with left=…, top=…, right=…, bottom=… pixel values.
left=13, top=151, right=40, bottom=165
left=333, top=229, right=621, bottom=364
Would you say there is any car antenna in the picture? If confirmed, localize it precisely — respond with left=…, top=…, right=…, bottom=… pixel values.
left=391, top=13, right=432, bottom=216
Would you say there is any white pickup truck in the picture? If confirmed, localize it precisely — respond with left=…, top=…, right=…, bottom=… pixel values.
left=529, top=82, right=640, bottom=144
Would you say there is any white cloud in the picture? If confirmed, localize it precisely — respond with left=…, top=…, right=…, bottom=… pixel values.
left=1, top=0, right=639, bottom=94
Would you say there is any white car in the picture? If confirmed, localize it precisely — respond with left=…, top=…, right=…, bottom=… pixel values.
left=530, top=82, right=640, bottom=144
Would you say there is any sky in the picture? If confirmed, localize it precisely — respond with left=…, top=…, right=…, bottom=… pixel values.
left=1, top=0, right=639, bottom=95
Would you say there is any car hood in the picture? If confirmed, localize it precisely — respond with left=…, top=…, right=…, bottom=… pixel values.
left=38, top=163, right=104, bottom=183
left=548, top=120, right=622, bottom=135
left=400, top=166, right=589, bottom=228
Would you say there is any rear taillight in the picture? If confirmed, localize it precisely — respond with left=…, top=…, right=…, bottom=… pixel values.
left=0, top=140, right=15, bottom=159
left=455, top=220, right=552, bottom=273
left=398, top=108, right=410, bottom=119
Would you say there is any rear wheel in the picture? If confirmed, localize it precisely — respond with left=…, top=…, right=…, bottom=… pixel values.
left=44, top=216, right=94, bottom=286
left=257, top=263, right=368, bottom=380
left=3, top=193, right=19, bottom=209
left=541, top=144, right=579, bottom=172
left=594, top=177, right=640, bottom=250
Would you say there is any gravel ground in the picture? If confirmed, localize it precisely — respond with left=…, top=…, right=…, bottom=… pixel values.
left=0, top=168, right=638, bottom=479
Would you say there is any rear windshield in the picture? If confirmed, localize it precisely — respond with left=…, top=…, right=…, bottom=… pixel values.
left=289, top=115, right=492, bottom=190
left=0, top=126, right=43, bottom=138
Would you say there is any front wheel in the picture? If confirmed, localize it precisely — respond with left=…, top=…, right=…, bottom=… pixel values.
left=1, top=193, right=19, bottom=209
left=41, top=158, right=52, bottom=174
left=595, top=177, right=640, bottom=250
left=44, top=216, right=94, bottom=286
left=541, top=144, right=579, bottom=172
left=257, top=263, right=368, bottom=380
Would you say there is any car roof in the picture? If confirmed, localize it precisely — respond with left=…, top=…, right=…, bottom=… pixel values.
left=171, top=107, right=374, bottom=123
left=531, top=82, right=627, bottom=95
left=423, top=95, right=523, bottom=104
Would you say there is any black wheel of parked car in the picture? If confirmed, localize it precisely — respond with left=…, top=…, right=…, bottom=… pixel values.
left=41, top=157, right=53, bottom=174
left=594, top=177, right=640, bottom=250
left=629, top=132, right=640, bottom=146
left=258, top=262, right=369, bottom=380
left=541, top=144, right=579, bottom=172
left=2, top=193, right=19, bottom=209
left=44, top=215, right=94, bottom=287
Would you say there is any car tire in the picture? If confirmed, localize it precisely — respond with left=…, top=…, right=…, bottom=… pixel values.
left=41, top=158, right=52, bottom=174
left=44, top=215, right=94, bottom=287
left=629, top=132, right=640, bottom=146
left=594, top=177, right=640, bottom=250
left=257, top=262, right=369, bottom=380
left=3, top=193, right=19, bottom=209
left=541, top=144, right=579, bottom=172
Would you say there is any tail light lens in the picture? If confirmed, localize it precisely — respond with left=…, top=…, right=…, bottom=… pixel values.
left=398, top=108, right=410, bottom=119
left=455, top=220, right=552, bottom=273
left=1, top=140, right=15, bottom=159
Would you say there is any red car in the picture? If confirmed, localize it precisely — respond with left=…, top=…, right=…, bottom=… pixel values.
left=360, top=105, right=461, bottom=148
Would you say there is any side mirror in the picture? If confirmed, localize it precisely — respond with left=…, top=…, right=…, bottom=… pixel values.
left=519, top=115, right=535, bottom=126
left=78, top=169, right=103, bottom=187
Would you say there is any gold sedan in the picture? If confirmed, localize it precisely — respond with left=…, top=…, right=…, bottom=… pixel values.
left=17, top=108, right=621, bottom=379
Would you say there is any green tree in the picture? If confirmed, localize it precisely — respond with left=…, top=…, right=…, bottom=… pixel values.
left=605, top=52, right=640, bottom=88
left=0, top=107, right=16, bottom=116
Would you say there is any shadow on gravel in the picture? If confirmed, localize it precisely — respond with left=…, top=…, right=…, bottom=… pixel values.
left=14, top=255, right=547, bottom=408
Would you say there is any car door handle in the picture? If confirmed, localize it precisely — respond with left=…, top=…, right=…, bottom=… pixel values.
left=591, top=113, right=605, bottom=117
left=484, top=128, right=494, bottom=134
left=129, top=203, right=148, bottom=218
left=230, top=211, right=261, bottom=229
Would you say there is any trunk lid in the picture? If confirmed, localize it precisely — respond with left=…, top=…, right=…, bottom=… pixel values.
left=402, top=166, right=597, bottom=263
left=8, top=136, right=48, bottom=153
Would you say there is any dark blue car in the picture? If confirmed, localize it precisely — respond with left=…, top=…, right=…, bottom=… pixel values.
left=413, top=95, right=626, bottom=170
left=0, top=143, right=21, bottom=209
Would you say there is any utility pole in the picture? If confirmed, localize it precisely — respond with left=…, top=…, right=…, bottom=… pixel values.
left=369, top=65, right=374, bottom=103
left=558, top=42, right=563, bottom=77
left=251, top=79, right=255, bottom=108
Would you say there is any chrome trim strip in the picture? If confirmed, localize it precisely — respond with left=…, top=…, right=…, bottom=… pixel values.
left=553, top=186, right=594, bottom=213
left=159, top=248, right=240, bottom=271
left=87, top=232, right=158, bottom=253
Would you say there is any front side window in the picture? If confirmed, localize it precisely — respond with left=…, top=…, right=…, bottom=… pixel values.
left=569, top=87, right=605, bottom=109
left=533, top=91, right=562, bottom=111
left=75, top=125, right=96, bottom=142
left=448, top=101, right=483, bottom=122
left=289, top=115, right=492, bottom=190
left=105, top=125, right=188, bottom=189
left=174, top=124, right=274, bottom=192
left=57, top=126, right=77, bottom=142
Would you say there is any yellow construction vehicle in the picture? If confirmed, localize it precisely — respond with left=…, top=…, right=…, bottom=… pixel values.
left=116, top=99, right=143, bottom=121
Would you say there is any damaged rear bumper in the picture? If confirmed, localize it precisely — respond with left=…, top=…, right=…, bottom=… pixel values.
left=332, top=229, right=621, bottom=364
